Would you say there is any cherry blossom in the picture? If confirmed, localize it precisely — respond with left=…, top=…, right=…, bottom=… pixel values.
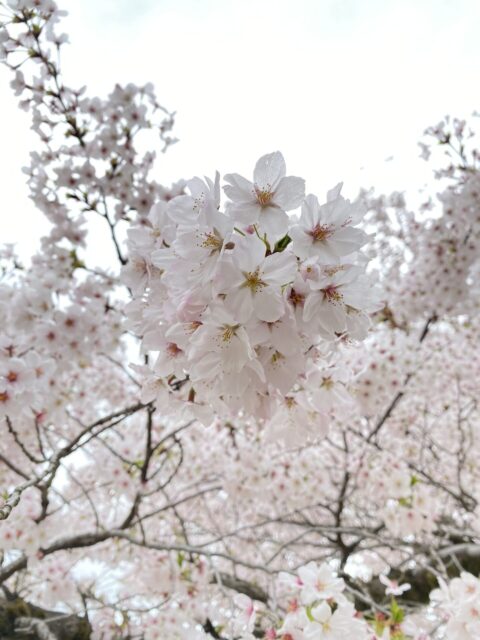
left=379, top=572, right=412, bottom=596
left=224, top=151, right=305, bottom=241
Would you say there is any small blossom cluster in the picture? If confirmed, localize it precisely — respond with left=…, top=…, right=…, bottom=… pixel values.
left=382, top=479, right=438, bottom=539
left=228, top=561, right=411, bottom=640
left=0, top=252, right=123, bottom=424
left=125, top=152, right=379, bottom=428
left=352, top=326, right=416, bottom=416
left=430, top=572, right=480, bottom=640
left=363, top=117, right=480, bottom=326
left=358, top=451, right=439, bottom=540
left=1, top=0, right=176, bottom=261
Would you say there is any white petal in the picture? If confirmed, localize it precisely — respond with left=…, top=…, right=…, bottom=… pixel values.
left=327, top=182, right=343, bottom=201
left=214, top=259, right=245, bottom=294
left=274, top=176, right=305, bottom=210
left=290, top=225, right=314, bottom=259
left=300, top=193, right=320, bottom=228
left=318, top=301, right=346, bottom=334
left=223, top=173, right=255, bottom=203
left=328, top=227, right=368, bottom=254
left=303, top=291, right=321, bottom=323
left=262, top=251, right=297, bottom=285
left=167, top=194, right=198, bottom=225
left=226, top=287, right=255, bottom=323
left=256, top=207, right=289, bottom=242
left=253, top=151, right=286, bottom=190
left=254, top=289, right=284, bottom=322
left=226, top=201, right=261, bottom=226
left=232, top=235, right=266, bottom=272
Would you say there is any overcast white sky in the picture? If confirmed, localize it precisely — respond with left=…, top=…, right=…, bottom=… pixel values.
left=1, top=0, right=479, bottom=257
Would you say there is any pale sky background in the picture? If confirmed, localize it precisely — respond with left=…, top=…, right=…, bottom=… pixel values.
left=1, top=0, right=479, bottom=259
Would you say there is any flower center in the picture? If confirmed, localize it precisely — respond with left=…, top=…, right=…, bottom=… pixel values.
left=271, top=351, right=284, bottom=365
left=0, top=391, right=9, bottom=403
left=187, top=321, right=202, bottom=334
left=323, top=265, right=345, bottom=278
left=289, top=288, right=305, bottom=307
left=287, top=599, right=299, bottom=612
left=255, top=186, right=273, bottom=207
left=309, top=223, right=334, bottom=242
left=221, top=325, right=239, bottom=342
left=321, top=376, right=334, bottom=390
left=167, top=343, right=182, bottom=357
left=6, top=371, right=18, bottom=383
left=243, top=269, right=267, bottom=293
left=201, top=231, right=222, bottom=252
left=322, top=285, right=343, bottom=303
left=133, top=257, right=147, bottom=274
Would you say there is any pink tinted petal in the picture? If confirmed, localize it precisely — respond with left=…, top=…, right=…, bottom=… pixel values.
left=233, top=594, right=252, bottom=610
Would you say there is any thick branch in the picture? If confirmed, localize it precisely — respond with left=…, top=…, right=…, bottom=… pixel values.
left=212, top=572, right=269, bottom=604
left=0, top=596, right=90, bottom=640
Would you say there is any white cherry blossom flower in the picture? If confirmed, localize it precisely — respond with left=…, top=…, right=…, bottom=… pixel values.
left=290, top=190, right=367, bottom=261
left=303, top=265, right=367, bottom=336
left=224, top=151, right=305, bottom=242
left=379, top=572, right=411, bottom=596
left=215, top=235, right=297, bottom=323
left=303, top=601, right=365, bottom=640
left=232, top=594, right=256, bottom=634
left=188, top=304, right=264, bottom=385
left=297, top=561, right=345, bottom=605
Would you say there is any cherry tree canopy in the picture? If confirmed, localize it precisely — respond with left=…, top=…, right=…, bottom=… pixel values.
left=1, top=2, right=480, bottom=640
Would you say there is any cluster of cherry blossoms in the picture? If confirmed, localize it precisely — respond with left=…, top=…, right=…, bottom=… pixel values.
left=430, top=572, right=480, bottom=640
left=135, top=561, right=413, bottom=640
left=0, top=245, right=123, bottom=425
left=124, top=152, right=380, bottom=429
left=0, top=0, right=176, bottom=268
left=363, top=116, right=480, bottom=327
left=272, top=562, right=368, bottom=640
left=222, top=561, right=416, bottom=640
left=380, top=468, right=438, bottom=539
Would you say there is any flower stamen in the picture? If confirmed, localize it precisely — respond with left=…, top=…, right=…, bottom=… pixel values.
left=243, top=268, right=267, bottom=293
